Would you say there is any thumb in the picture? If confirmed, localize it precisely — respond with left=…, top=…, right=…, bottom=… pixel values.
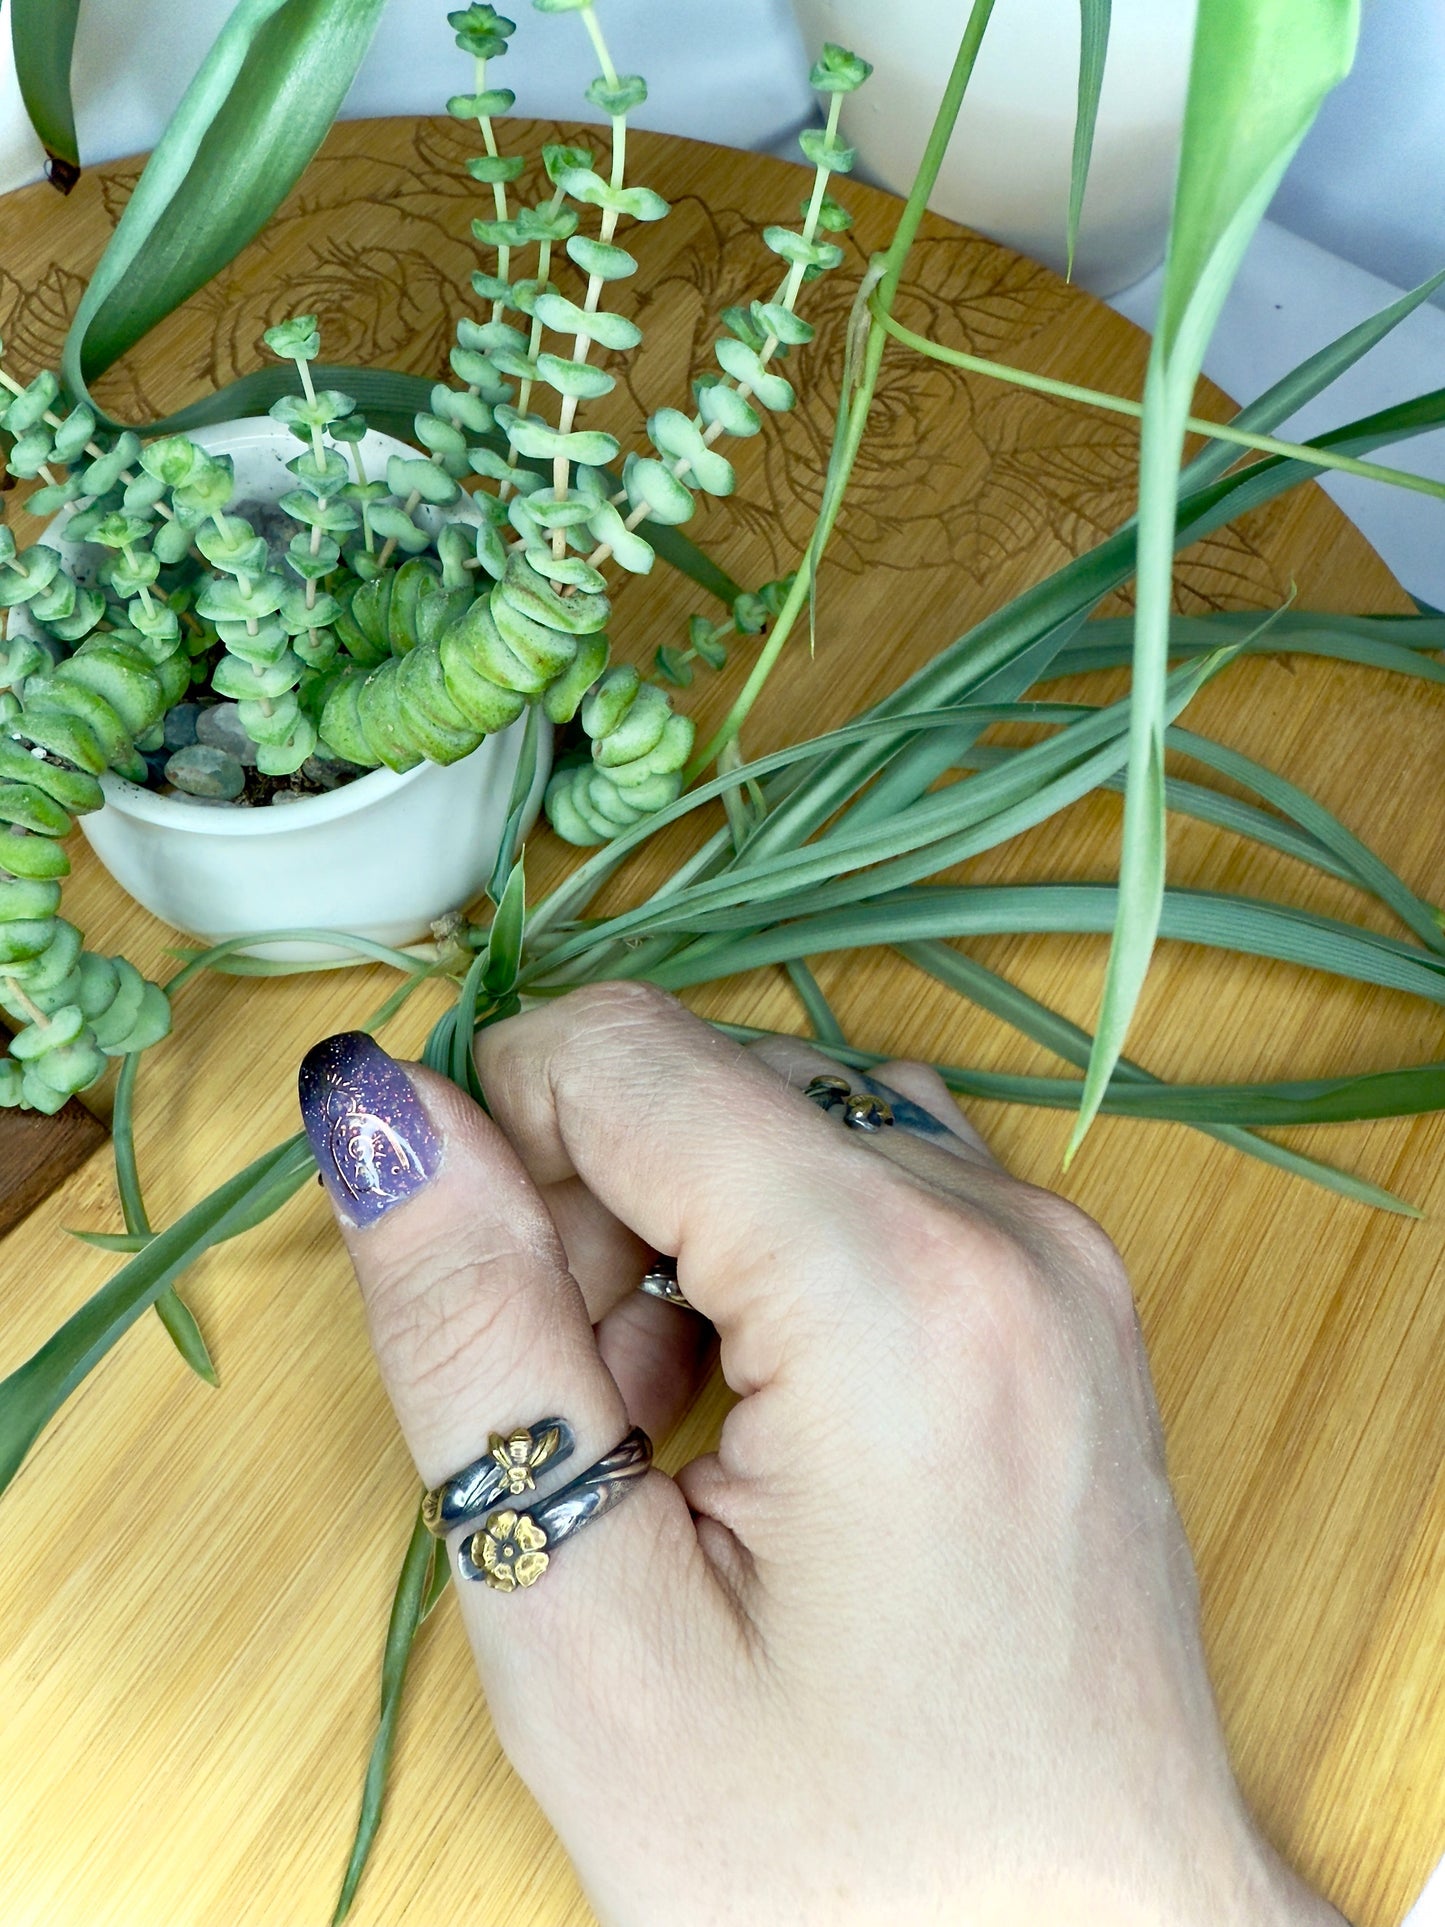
left=296, top=1031, right=712, bottom=1692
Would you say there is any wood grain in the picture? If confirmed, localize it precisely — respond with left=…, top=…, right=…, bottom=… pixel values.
left=0, top=118, right=1439, bottom=1927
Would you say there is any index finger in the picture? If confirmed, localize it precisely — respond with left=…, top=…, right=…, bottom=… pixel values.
left=475, top=981, right=943, bottom=1369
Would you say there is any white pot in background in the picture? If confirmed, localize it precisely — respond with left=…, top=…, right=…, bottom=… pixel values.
left=35, top=418, right=550, bottom=961
left=790, top=0, right=1199, bottom=296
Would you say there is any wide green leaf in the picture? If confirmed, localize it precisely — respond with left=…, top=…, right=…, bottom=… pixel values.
left=1076, top=0, right=1360, bottom=1160
left=11, top=0, right=82, bottom=186
left=63, top=0, right=388, bottom=401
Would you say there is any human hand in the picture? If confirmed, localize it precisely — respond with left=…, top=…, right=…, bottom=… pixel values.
left=299, top=982, right=1342, bottom=1927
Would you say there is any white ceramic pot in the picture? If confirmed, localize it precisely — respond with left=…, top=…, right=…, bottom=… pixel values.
left=790, top=0, right=1199, bottom=295
left=35, top=418, right=550, bottom=961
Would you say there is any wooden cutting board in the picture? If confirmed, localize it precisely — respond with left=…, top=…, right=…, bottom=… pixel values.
left=0, top=118, right=1440, bottom=1927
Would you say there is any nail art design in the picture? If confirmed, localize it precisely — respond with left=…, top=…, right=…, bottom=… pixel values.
left=298, top=1031, right=441, bottom=1226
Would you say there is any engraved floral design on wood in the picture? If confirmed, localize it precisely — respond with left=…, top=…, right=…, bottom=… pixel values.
left=0, top=116, right=1286, bottom=625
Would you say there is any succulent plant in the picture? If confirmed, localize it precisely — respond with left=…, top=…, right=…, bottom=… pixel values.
left=0, top=0, right=867, bottom=1113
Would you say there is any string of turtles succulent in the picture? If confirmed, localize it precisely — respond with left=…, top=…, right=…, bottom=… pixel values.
left=0, top=0, right=869, bottom=1114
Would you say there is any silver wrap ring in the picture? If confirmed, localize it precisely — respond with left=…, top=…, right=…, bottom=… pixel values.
left=421, top=1417, right=575, bottom=1536
left=638, top=1252, right=694, bottom=1310
left=457, top=1427, right=654, bottom=1593
left=802, top=1073, right=895, bottom=1133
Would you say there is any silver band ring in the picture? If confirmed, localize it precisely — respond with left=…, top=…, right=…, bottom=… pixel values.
left=458, top=1426, right=654, bottom=1592
left=639, top=1252, right=694, bottom=1310
left=803, top=1073, right=895, bottom=1133
left=421, top=1417, right=575, bottom=1536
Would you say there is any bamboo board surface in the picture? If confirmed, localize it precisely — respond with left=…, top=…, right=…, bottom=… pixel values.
left=0, top=118, right=1440, bottom=1927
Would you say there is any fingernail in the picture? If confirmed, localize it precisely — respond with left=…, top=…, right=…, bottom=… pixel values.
left=298, top=1031, right=442, bottom=1228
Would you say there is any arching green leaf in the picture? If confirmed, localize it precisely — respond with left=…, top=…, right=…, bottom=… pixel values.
left=62, top=0, right=388, bottom=406
left=11, top=0, right=83, bottom=188
left=1072, top=0, right=1360, bottom=1164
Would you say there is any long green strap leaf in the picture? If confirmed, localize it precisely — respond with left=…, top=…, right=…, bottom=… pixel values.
left=578, top=660, right=1231, bottom=947
left=1166, top=726, right=1445, bottom=951
left=113, top=1048, right=219, bottom=1387
left=741, top=275, right=1445, bottom=868
left=1067, top=0, right=1111, bottom=277
left=643, top=882, right=1445, bottom=1004
left=0, top=1133, right=314, bottom=1496
left=951, top=1057, right=1445, bottom=1129
left=331, top=1505, right=436, bottom=1925
left=1076, top=0, right=1361, bottom=1161
left=946, top=707, right=1443, bottom=950
left=892, top=941, right=1418, bottom=1213
left=11, top=0, right=82, bottom=186
left=720, top=1017, right=1441, bottom=1210
left=62, top=0, right=388, bottom=401
left=1054, top=610, right=1445, bottom=682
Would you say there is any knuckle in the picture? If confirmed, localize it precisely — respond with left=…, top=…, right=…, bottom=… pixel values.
left=873, top=1173, right=1056, bottom=1354
left=559, top=977, right=682, bottom=1034
left=1026, top=1189, right=1135, bottom=1319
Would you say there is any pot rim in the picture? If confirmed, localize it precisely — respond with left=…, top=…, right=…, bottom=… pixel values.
left=96, top=754, right=433, bottom=837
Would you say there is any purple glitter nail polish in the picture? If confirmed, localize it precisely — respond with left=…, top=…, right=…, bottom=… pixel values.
left=298, top=1031, right=442, bottom=1227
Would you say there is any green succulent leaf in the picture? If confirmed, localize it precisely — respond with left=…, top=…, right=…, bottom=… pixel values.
left=447, top=87, right=515, bottom=118
left=564, top=235, right=637, bottom=282
left=534, top=353, right=616, bottom=401
left=798, top=127, right=857, bottom=175
left=262, top=314, right=321, bottom=361
left=532, top=291, right=642, bottom=352
left=712, top=337, right=795, bottom=413
left=623, top=454, right=695, bottom=527
left=448, top=4, right=517, bottom=58
left=694, top=374, right=762, bottom=439
left=809, top=42, right=873, bottom=93
left=585, top=72, right=647, bottom=117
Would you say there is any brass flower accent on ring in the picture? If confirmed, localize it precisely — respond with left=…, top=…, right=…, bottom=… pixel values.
left=473, top=1509, right=550, bottom=1592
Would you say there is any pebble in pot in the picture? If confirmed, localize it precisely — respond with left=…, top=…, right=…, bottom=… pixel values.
left=195, top=701, right=259, bottom=767
left=165, top=744, right=247, bottom=801
left=301, top=751, right=366, bottom=792
left=164, top=702, right=201, bottom=749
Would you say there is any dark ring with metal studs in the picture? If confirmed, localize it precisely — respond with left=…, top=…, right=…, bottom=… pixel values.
left=458, top=1427, right=654, bottom=1593
left=802, top=1073, right=895, bottom=1133
left=421, top=1417, right=575, bottom=1537
left=638, top=1252, right=694, bottom=1310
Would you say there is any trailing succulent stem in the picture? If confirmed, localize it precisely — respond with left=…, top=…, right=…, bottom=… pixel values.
left=0, top=2, right=871, bottom=1101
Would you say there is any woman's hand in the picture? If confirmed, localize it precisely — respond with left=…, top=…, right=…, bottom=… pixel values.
left=299, top=981, right=1340, bottom=1927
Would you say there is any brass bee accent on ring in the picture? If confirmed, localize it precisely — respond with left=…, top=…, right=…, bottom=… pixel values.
left=421, top=1416, right=575, bottom=1537
left=802, top=1073, right=894, bottom=1133
left=459, top=1427, right=654, bottom=1593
